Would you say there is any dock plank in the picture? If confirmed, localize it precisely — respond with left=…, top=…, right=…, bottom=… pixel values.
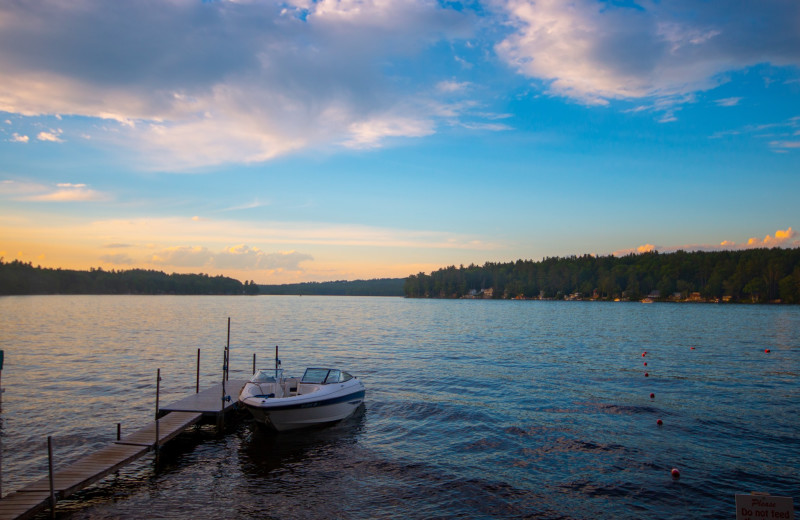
left=0, top=491, right=51, bottom=520
left=159, top=380, right=246, bottom=416
left=0, top=382, right=241, bottom=520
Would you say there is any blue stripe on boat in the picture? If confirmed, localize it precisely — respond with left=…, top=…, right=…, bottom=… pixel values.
left=245, top=389, right=365, bottom=412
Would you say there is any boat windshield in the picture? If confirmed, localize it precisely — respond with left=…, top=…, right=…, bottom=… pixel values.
left=301, top=368, right=354, bottom=384
left=250, top=368, right=283, bottom=383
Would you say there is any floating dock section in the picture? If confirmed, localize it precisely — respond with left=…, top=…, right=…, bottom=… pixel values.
left=0, top=380, right=247, bottom=520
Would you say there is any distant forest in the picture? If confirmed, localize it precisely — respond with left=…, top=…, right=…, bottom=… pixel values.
left=259, top=278, right=404, bottom=296
left=0, top=259, right=260, bottom=295
left=404, top=248, right=800, bottom=303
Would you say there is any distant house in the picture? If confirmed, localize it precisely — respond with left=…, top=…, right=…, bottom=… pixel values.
left=483, top=288, right=494, bottom=299
left=647, top=290, right=661, bottom=299
left=687, top=292, right=703, bottom=302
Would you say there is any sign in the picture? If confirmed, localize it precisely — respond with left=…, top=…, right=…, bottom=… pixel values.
left=736, top=493, right=795, bottom=520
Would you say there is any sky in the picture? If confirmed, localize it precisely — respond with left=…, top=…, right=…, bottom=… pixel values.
left=1, top=0, right=799, bottom=284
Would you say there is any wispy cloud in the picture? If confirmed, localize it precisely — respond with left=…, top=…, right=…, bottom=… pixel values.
left=715, top=97, right=742, bottom=107
left=0, top=179, right=110, bottom=202
left=10, top=133, right=29, bottom=143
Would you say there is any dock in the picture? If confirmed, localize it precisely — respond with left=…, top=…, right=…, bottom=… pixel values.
left=0, top=380, right=247, bottom=520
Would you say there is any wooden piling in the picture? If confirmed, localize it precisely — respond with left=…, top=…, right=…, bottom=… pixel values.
left=196, top=348, right=200, bottom=394
left=155, top=369, right=161, bottom=458
left=47, top=437, right=55, bottom=519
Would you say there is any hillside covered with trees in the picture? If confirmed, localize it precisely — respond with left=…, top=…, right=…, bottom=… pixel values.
left=0, top=259, right=259, bottom=295
left=404, top=248, right=800, bottom=303
left=259, top=278, right=404, bottom=296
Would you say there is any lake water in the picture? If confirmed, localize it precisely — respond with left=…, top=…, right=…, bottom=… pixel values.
left=0, top=295, right=798, bottom=519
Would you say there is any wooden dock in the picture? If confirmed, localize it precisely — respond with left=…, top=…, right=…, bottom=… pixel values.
left=0, top=380, right=247, bottom=520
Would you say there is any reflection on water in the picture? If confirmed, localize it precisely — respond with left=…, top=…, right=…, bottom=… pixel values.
left=0, top=296, right=798, bottom=519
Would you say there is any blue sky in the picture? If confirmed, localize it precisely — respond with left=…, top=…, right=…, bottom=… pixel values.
left=1, top=0, right=799, bottom=283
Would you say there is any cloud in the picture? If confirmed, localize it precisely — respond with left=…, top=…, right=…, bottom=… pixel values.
left=495, top=0, right=800, bottom=107
left=612, top=243, right=659, bottom=256
left=0, top=179, right=109, bottom=202
left=344, top=114, right=436, bottom=148
left=150, top=246, right=214, bottom=268
left=715, top=97, right=742, bottom=107
left=437, top=80, right=472, bottom=93
left=10, top=132, right=29, bottom=143
left=24, top=183, right=110, bottom=202
left=37, top=130, right=64, bottom=142
left=0, top=0, right=473, bottom=168
left=99, top=253, right=135, bottom=265
left=149, top=244, right=313, bottom=272
left=613, top=227, right=799, bottom=256
left=213, top=245, right=313, bottom=271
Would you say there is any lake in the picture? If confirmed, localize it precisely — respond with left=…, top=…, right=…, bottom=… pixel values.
left=0, top=295, right=798, bottom=519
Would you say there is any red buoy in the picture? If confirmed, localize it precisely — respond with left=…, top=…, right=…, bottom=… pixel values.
left=644, top=362, right=647, bottom=366
left=690, top=347, right=695, bottom=350
left=671, top=468, right=680, bottom=478
left=644, top=372, right=649, bottom=377
left=642, top=352, right=647, bottom=357
left=650, top=393, right=655, bottom=399
left=657, top=419, right=663, bottom=426
left=765, top=349, right=771, bottom=353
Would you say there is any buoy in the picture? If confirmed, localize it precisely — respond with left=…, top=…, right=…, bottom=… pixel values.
left=644, top=362, right=647, bottom=366
left=671, top=468, right=680, bottom=478
left=657, top=419, right=663, bottom=426
left=765, top=349, right=771, bottom=353
left=650, top=393, right=655, bottom=399
left=642, top=352, right=647, bottom=357
left=690, top=347, right=695, bottom=350
left=644, top=372, right=649, bottom=377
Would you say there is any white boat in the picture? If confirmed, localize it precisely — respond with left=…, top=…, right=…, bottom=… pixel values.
left=238, top=366, right=366, bottom=432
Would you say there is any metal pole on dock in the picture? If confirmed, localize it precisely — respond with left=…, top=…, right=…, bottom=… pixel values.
left=47, top=435, right=56, bottom=519
left=196, top=348, right=201, bottom=394
left=253, top=353, right=256, bottom=375
left=117, top=423, right=121, bottom=441
left=226, top=317, right=231, bottom=381
left=218, top=350, right=226, bottom=430
left=155, top=369, right=161, bottom=457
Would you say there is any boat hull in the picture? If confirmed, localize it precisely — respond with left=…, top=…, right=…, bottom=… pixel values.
left=241, top=383, right=365, bottom=432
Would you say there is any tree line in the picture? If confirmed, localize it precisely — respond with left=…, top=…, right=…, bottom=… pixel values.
left=0, top=259, right=259, bottom=295
left=403, top=248, right=800, bottom=303
left=259, top=278, right=404, bottom=296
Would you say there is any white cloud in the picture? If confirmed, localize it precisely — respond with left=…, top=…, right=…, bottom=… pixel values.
left=344, top=114, right=435, bottom=148
left=37, top=131, right=64, bottom=142
left=10, top=132, right=29, bottom=143
left=495, top=0, right=800, bottom=107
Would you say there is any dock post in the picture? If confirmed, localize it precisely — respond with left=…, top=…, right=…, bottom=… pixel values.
left=253, top=353, right=256, bottom=375
left=47, top=435, right=56, bottom=519
left=218, top=351, right=226, bottom=431
left=196, top=348, right=201, bottom=394
left=226, top=317, right=231, bottom=381
left=155, top=369, right=161, bottom=458
left=116, top=423, right=121, bottom=441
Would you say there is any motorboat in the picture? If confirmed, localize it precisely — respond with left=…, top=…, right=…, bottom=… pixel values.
left=238, top=366, right=366, bottom=432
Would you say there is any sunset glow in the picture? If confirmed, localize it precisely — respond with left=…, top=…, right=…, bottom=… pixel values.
left=1, top=1, right=798, bottom=283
